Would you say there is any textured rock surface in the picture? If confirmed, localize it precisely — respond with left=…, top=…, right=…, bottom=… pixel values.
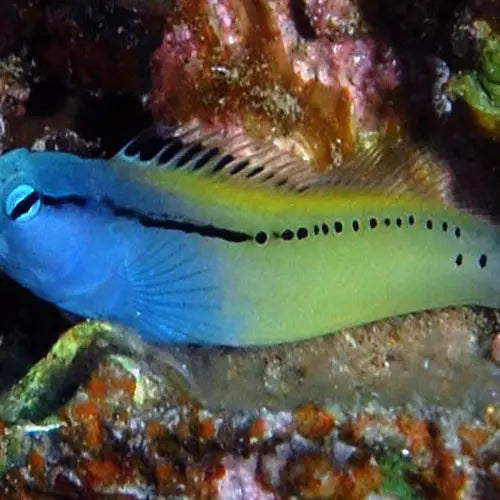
left=0, top=328, right=499, bottom=498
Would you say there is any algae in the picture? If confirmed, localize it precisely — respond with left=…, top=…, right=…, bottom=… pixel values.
left=447, top=20, right=500, bottom=136
left=379, top=452, right=418, bottom=500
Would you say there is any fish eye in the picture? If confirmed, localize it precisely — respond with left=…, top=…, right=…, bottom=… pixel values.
left=5, top=184, right=41, bottom=222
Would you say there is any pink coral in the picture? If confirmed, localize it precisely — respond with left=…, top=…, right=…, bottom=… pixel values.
left=151, top=0, right=400, bottom=168
left=304, top=0, right=361, bottom=37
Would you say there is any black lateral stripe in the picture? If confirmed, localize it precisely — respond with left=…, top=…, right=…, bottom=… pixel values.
left=104, top=198, right=253, bottom=243
left=41, top=194, right=88, bottom=207
left=40, top=193, right=252, bottom=243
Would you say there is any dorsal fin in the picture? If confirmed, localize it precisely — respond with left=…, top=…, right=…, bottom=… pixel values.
left=112, top=122, right=323, bottom=193
left=111, top=123, right=454, bottom=204
left=321, top=139, right=454, bottom=205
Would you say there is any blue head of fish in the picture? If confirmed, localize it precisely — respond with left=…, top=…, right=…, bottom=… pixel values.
left=0, top=147, right=224, bottom=344
left=0, top=148, right=127, bottom=316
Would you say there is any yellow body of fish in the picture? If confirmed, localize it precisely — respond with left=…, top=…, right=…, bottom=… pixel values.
left=109, top=126, right=499, bottom=345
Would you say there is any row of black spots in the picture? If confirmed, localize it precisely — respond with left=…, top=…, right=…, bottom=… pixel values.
left=443, top=221, right=461, bottom=239
left=256, top=215, right=468, bottom=247
left=376, top=216, right=403, bottom=227
left=297, top=227, right=308, bottom=240
left=454, top=253, right=488, bottom=268
left=353, top=216, right=403, bottom=230
left=312, top=223, right=331, bottom=236
left=479, top=254, right=488, bottom=268
left=358, top=215, right=417, bottom=230
left=255, top=231, right=268, bottom=245
left=423, top=217, right=462, bottom=239
left=256, top=222, right=325, bottom=245
left=444, top=221, right=461, bottom=239
left=267, top=215, right=400, bottom=245
left=260, top=216, right=365, bottom=245
left=279, top=227, right=309, bottom=241
left=368, top=215, right=458, bottom=235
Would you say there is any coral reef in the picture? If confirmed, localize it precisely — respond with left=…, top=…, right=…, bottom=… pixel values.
left=0, top=334, right=498, bottom=498
left=0, top=56, right=29, bottom=142
left=151, top=0, right=400, bottom=168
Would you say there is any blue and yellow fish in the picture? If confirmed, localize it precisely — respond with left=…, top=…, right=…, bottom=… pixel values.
left=0, top=124, right=497, bottom=345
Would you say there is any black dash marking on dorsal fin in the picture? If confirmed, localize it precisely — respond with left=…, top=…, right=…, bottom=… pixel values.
left=157, top=138, right=184, bottom=164
left=212, top=154, right=234, bottom=172
left=115, top=124, right=455, bottom=204
left=123, top=128, right=171, bottom=161
left=113, top=122, right=326, bottom=193
left=246, top=166, right=264, bottom=178
left=175, top=142, right=204, bottom=168
left=228, top=159, right=250, bottom=175
left=104, top=198, right=252, bottom=243
left=192, top=147, right=220, bottom=170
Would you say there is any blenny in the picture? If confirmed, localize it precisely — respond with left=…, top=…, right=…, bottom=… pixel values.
left=0, top=125, right=497, bottom=345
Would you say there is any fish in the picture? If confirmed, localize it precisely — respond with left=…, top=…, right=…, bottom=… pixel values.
left=0, top=124, right=498, bottom=345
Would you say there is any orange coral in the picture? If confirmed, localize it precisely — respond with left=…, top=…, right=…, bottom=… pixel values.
left=396, top=414, right=432, bottom=455
left=285, top=455, right=340, bottom=498
left=27, top=450, right=46, bottom=490
left=295, top=402, right=335, bottom=440
left=155, top=461, right=184, bottom=496
left=83, top=458, right=122, bottom=487
left=249, top=417, right=267, bottom=443
left=458, top=424, right=489, bottom=457
left=419, top=449, right=466, bottom=499
left=87, top=372, right=108, bottom=400
left=70, top=400, right=103, bottom=452
left=27, top=451, right=45, bottom=473
left=285, top=454, right=380, bottom=498
left=86, top=363, right=136, bottom=402
left=146, top=420, right=167, bottom=441
left=198, top=418, right=216, bottom=441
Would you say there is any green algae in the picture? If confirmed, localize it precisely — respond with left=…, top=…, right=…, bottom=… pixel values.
left=379, top=452, right=418, bottom=500
left=0, top=321, right=113, bottom=422
left=447, top=20, right=500, bottom=135
left=0, top=320, right=194, bottom=423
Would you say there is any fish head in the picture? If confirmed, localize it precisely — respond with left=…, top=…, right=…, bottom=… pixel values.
left=0, top=148, right=108, bottom=298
